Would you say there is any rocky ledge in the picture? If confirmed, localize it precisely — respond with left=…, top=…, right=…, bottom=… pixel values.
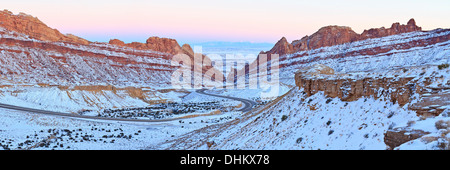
left=294, top=64, right=449, bottom=117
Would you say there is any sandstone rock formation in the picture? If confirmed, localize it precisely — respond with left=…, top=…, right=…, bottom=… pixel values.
left=0, top=9, right=222, bottom=88
left=109, top=39, right=125, bottom=46
left=295, top=71, right=416, bottom=106
left=292, top=26, right=359, bottom=51
left=360, top=19, right=422, bottom=39
left=181, top=44, right=194, bottom=57
left=0, top=9, right=90, bottom=45
left=269, top=19, right=422, bottom=56
left=234, top=19, right=429, bottom=86
left=108, top=36, right=199, bottom=57
left=294, top=64, right=448, bottom=117
left=145, top=36, right=183, bottom=55
left=109, top=37, right=184, bottom=55
left=264, top=37, right=295, bottom=55
left=0, top=9, right=197, bottom=57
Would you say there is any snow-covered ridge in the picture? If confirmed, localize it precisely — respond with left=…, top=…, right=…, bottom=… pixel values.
left=232, top=29, right=449, bottom=90
left=0, top=26, right=171, bottom=64
left=290, top=29, right=449, bottom=58
left=278, top=29, right=450, bottom=84
left=282, top=29, right=449, bottom=65
left=161, top=87, right=419, bottom=150
left=0, top=27, right=179, bottom=87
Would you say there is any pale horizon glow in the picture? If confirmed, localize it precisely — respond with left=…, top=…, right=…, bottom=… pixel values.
left=2, top=0, right=450, bottom=44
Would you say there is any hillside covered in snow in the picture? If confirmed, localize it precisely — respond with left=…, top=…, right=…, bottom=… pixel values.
left=160, top=20, right=450, bottom=150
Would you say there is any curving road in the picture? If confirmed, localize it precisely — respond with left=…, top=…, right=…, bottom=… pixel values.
left=0, top=103, right=182, bottom=122
left=0, top=89, right=255, bottom=122
left=196, top=89, right=256, bottom=112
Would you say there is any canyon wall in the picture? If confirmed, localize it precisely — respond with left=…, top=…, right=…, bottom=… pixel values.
left=281, top=18, right=422, bottom=55
left=0, top=9, right=90, bottom=45
left=294, top=65, right=448, bottom=117
left=0, top=10, right=221, bottom=88
left=295, top=73, right=415, bottom=106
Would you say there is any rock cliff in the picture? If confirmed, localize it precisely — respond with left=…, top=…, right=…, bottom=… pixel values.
left=292, top=26, right=360, bottom=51
left=295, top=72, right=416, bottom=106
left=360, top=19, right=422, bottom=39
left=0, top=9, right=90, bottom=45
left=264, top=37, right=295, bottom=55
left=294, top=65, right=449, bottom=117
left=109, top=37, right=184, bottom=55
left=271, top=19, right=422, bottom=56
left=0, top=9, right=196, bottom=57
left=0, top=9, right=218, bottom=88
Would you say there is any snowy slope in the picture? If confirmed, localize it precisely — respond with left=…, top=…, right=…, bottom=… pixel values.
left=0, top=86, right=150, bottom=113
left=0, top=106, right=242, bottom=150
left=278, top=29, right=450, bottom=86
left=158, top=29, right=450, bottom=150
left=160, top=87, right=419, bottom=150
left=0, top=27, right=176, bottom=87
left=395, top=111, right=450, bottom=150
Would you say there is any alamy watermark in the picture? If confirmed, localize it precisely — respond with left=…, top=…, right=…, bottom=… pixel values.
left=170, top=46, right=280, bottom=98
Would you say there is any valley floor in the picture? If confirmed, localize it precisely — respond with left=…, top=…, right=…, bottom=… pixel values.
left=0, top=89, right=243, bottom=150
left=0, top=64, right=449, bottom=150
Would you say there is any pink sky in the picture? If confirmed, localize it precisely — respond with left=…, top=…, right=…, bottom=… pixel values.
left=3, top=0, right=450, bottom=44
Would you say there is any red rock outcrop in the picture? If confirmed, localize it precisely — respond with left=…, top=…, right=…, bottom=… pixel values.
left=107, top=37, right=220, bottom=82
left=295, top=73, right=416, bottom=106
left=109, top=36, right=192, bottom=56
left=0, top=9, right=195, bottom=57
left=109, top=39, right=125, bottom=46
left=181, top=43, right=194, bottom=57
left=264, top=37, right=295, bottom=55
left=272, top=19, right=423, bottom=56
left=0, top=9, right=222, bottom=88
left=360, top=19, right=422, bottom=39
left=279, top=29, right=450, bottom=74
left=126, top=42, right=148, bottom=50
left=0, top=34, right=177, bottom=86
left=233, top=19, right=428, bottom=85
left=0, top=9, right=90, bottom=45
left=294, top=66, right=448, bottom=117
left=145, top=36, right=183, bottom=55
left=292, top=26, right=360, bottom=51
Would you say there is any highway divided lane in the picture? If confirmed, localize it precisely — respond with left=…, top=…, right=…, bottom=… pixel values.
left=0, top=89, right=255, bottom=122
left=195, top=89, right=256, bottom=112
